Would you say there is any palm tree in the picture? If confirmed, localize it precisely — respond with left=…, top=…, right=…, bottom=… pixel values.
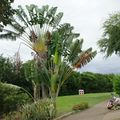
left=0, top=5, right=97, bottom=102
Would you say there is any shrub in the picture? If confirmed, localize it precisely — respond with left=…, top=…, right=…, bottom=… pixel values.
left=2, top=112, right=20, bottom=120
left=72, top=102, right=89, bottom=111
left=0, top=82, right=31, bottom=116
left=4, top=99, right=56, bottom=120
left=21, top=99, right=56, bottom=120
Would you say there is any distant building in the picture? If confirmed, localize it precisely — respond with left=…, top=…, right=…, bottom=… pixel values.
left=79, top=89, right=84, bottom=95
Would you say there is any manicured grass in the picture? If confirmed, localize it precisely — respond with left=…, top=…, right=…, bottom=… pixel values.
left=56, top=93, right=111, bottom=116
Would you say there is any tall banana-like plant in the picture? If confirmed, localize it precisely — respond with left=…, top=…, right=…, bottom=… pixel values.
left=42, top=24, right=97, bottom=100
left=0, top=4, right=64, bottom=100
left=0, top=5, right=97, bottom=102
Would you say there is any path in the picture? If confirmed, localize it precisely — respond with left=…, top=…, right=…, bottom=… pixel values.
left=103, top=110, right=120, bottom=120
left=60, top=101, right=120, bottom=120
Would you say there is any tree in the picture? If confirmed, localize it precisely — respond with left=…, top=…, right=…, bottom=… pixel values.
left=0, top=5, right=96, bottom=103
left=60, top=72, right=114, bottom=95
left=113, top=75, right=120, bottom=96
left=59, top=71, right=81, bottom=96
left=97, top=12, right=120, bottom=95
left=0, top=54, right=32, bottom=96
left=0, top=54, right=15, bottom=82
left=0, top=0, right=14, bottom=29
left=98, top=12, right=120, bottom=57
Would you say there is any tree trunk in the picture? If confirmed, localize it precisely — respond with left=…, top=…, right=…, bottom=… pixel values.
left=41, top=81, right=46, bottom=98
left=56, top=85, right=60, bottom=97
left=33, top=85, right=37, bottom=101
left=33, top=84, right=41, bottom=101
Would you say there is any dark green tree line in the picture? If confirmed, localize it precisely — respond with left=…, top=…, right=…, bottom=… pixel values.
left=60, top=72, right=114, bottom=95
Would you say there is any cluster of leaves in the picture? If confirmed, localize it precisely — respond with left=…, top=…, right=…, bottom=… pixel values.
left=0, top=0, right=14, bottom=29
left=98, top=12, right=120, bottom=57
left=72, top=102, right=89, bottom=111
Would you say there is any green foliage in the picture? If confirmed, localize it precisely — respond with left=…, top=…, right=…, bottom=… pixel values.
left=59, top=72, right=114, bottom=95
left=0, top=82, right=31, bottom=116
left=0, top=0, right=14, bottom=29
left=98, top=12, right=120, bottom=57
left=59, top=72, right=81, bottom=95
left=0, top=55, right=33, bottom=96
left=4, top=99, right=56, bottom=120
left=0, top=55, right=14, bottom=82
left=21, top=99, right=56, bottom=120
left=23, top=60, right=40, bottom=85
left=113, top=75, right=120, bottom=96
left=79, top=72, right=114, bottom=93
left=72, top=102, right=89, bottom=111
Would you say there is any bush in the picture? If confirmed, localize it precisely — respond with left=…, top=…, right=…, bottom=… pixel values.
left=4, top=99, right=56, bottom=120
left=0, top=82, right=31, bottom=116
left=21, top=99, right=56, bottom=120
left=2, top=112, right=20, bottom=120
left=72, top=102, right=89, bottom=111
left=113, top=75, right=120, bottom=96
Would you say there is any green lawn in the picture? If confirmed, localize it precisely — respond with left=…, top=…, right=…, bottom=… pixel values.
left=56, top=93, right=111, bottom=116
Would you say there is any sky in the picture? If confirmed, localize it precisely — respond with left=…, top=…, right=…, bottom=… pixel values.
left=0, top=0, right=120, bottom=74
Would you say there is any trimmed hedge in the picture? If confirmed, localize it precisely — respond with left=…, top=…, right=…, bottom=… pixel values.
left=72, top=102, right=89, bottom=111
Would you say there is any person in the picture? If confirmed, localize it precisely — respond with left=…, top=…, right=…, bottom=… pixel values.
left=107, top=96, right=120, bottom=110
left=107, top=99, right=114, bottom=109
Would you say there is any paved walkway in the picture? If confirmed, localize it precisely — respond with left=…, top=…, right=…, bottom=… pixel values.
left=103, top=110, right=120, bottom=120
left=60, top=101, right=120, bottom=120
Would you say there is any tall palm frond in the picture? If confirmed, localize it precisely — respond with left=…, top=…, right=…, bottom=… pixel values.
left=0, top=5, right=63, bottom=48
left=73, top=49, right=97, bottom=68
